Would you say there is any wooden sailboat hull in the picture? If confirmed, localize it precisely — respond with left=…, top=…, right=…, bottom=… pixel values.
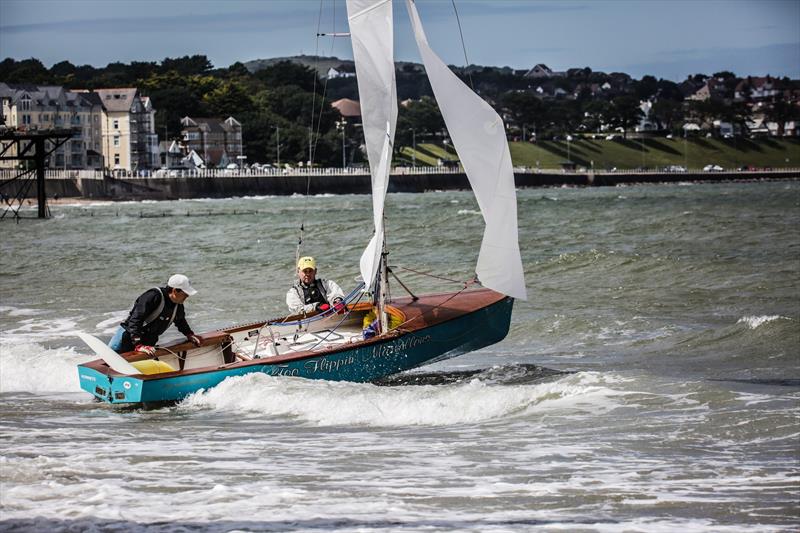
left=77, top=289, right=513, bottom=406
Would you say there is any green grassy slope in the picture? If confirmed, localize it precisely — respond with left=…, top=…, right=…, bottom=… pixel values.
left=396, top=138, right=800, bottom=170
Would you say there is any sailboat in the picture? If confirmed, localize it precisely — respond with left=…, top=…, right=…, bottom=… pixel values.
left=77, top=0, right=527, bottom=406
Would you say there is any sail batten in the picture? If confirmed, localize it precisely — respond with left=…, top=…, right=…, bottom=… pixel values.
left=405, top=0, right=527, bottom=300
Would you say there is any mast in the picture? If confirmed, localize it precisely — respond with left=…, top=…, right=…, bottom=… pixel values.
left=377, top=227, right=389, bottom=333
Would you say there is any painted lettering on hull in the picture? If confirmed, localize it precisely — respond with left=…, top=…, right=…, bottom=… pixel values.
left=268, top=334, right=434, bottom=377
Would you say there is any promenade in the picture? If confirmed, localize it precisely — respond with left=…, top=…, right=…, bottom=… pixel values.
left=1, top=166, right=798, bottom=201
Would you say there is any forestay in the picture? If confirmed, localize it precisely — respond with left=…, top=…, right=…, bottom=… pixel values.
left=405, top=0, right=527, bottom=300
left=346, top=0, right=398, bottom=289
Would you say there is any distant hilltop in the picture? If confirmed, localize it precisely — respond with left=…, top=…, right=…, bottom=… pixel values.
left=243, top=55, right=518, bottom=77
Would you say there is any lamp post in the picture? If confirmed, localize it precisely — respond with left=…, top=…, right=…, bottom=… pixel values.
left=336, top=119, right=347, bottom=168
left=274, top=126, right=281, bottom=167
left=566, top=134, right=572, bottom=164
left=308, top=126, right=312, bottom=166
left=411, top=128, right=416, bottom=168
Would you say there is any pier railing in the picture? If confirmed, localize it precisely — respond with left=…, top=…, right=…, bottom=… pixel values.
left=1, top=166, right=799, bottom=180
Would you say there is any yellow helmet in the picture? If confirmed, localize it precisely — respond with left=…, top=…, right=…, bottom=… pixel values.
left=297, top=256, right=316, bottom=270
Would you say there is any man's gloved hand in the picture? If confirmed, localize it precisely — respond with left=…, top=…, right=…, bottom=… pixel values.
left=187, top=334, right=202, bottom=346
left=333, top=302, right=345, bottom=314
left=316, top=303, right=331, bottom=312
left=135, top=344, right=156, bottom=356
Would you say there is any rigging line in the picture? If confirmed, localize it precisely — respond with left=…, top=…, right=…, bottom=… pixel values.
left=304, top=290, right=368, bottom=352
left=311, top=0, right=341, bottom=164
left=394, top=265, right=469, bottom=285
left=299, top=0, right=327, bottom=264
left=392, top=279, right=477, bottom=332
left=450, top=0, right=475, bottom=92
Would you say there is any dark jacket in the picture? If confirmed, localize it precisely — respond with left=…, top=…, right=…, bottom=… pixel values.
left=121, top=287, right=193, bottom=346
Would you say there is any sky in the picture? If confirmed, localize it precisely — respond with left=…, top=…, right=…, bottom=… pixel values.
left=0, top=0, right=798, bottom=81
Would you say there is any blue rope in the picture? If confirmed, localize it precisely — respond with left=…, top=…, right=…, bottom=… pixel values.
left=268, top=282, right=366, bottom=327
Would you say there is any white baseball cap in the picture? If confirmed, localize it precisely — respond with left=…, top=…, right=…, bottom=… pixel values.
left=167, top=274, right=197, bottom=296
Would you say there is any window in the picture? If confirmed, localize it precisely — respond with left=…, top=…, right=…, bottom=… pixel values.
left=113, top=119, right=119, bottom=129
left=21, top=96, right=31, bottom=111
left=113, top=135, right=120, bottom=147
left=114, top=154, right=120, bottom=165
left=22, top=114, right=31, bottom=125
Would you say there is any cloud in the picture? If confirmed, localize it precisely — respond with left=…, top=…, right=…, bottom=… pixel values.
left=0, top=10, right=312, bottom=34
left=618, top=42, right=800, bottom=79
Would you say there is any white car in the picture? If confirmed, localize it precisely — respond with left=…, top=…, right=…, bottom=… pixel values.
left=703, top=164, right=724, bottom=172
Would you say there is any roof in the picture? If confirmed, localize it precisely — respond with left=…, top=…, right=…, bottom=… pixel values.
left=331, top=98, right=361, bottom=117
left=181, top=116, right=241, bottom=133
left=94, top=88, right=138, bottom=112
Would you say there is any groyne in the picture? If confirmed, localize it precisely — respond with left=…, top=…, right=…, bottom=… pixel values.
left=1, top=168, right=798, bottom=201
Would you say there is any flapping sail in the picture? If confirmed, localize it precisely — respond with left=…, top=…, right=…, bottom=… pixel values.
left=405, top=0, right=527, bottom=300
left=346, top=0, right=398, bottom=289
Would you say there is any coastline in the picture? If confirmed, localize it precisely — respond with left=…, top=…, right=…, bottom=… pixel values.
left=3, top=169, right=799, bottom=203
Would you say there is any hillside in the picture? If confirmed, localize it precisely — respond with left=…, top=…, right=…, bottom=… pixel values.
left=399, top=138, right=800, bottom=170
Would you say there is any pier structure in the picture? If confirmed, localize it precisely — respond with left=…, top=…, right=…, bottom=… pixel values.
left=0, top=128, right=74, bottom=220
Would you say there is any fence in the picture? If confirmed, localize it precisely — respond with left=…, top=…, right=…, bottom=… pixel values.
left=1, top=166, right=799, bottom=182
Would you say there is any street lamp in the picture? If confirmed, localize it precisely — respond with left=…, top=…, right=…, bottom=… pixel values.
left=566, top=134, right=572, bottom=163
left=273, top=126, right=280, bottom=167
left=410, top=128, right=416, bottom=168
left=336, top=119, right=347, bottom=168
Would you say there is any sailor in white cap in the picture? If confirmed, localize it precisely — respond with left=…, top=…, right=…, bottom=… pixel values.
left=108, top=274, right=201, bottom=355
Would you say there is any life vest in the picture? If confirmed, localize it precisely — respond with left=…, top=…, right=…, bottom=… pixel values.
left=293, top=279, right=329, bottom=307
left=143, top=287, right=178, bottom=329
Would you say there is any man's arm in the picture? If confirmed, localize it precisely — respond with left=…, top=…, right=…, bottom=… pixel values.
left=174, top=305, right=193, bottom=337
left=324, top=279, right=346, bottom=304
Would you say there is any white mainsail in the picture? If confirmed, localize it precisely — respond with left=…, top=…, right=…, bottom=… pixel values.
left=346, top=0, right=398, bottom=289
left=405, top=0, right=527, bottom=300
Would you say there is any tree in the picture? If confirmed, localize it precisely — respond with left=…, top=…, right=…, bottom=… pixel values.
left=635, top=75, right=659, bottom=100
left=203, top=80, right=253, bottom=117
left=255, top=61, right=320, bottom=93
left=0, top=58, right=51, bottom=84
left=581, top=100, right=611, bottom=132
left=160, top=55, right=213, bottom=76
left=609, top=96, right=643, bottom=138
left=652, top=99, right=684, bottom=132
left=499, top=91, right=545, bottom=135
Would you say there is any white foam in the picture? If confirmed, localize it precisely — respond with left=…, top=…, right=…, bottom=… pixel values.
left=0, top=315, right=80, bottom=344
left=181, top=371, right=626, bottom=427
left=0, top=341, right=91, bottom=393
left=0, top=306, right=45, bottom=317
left=737, top=315, right=787, bottom=329
left=94, top=311, right=128, bottom=334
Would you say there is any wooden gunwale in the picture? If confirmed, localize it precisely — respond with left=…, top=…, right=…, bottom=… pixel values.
left=78, top=288, right=506, bottom=381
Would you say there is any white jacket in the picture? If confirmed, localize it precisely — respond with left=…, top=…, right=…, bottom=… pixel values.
left=286, top=278, right=346, bottom=315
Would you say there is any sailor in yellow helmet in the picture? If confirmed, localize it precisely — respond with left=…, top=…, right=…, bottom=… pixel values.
left=286, top=256, right=346, bottom=315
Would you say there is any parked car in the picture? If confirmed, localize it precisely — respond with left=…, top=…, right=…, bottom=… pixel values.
left=666, top=165, right=687, bottom=172
left=703, top=164, right=724, bottom=172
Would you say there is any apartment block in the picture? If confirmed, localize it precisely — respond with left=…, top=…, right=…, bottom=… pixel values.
left=0, top=84, right=158, bottom=171
left=180, top=116, right=243, bottom=167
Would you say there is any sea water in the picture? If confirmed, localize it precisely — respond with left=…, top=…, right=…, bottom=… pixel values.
left=1, top=181, right=798, bottom=532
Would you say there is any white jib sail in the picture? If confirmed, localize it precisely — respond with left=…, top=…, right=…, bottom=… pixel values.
left=405, top=0, right=527, bottom=300
left=346, top=0, right=398, bottom=289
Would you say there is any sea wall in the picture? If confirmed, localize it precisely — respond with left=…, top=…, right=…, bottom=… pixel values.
left=2, top=170, right=799, bottom=201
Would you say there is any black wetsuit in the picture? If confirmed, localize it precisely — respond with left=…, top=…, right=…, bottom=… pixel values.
left=120, top=287, right=194, bottom=347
